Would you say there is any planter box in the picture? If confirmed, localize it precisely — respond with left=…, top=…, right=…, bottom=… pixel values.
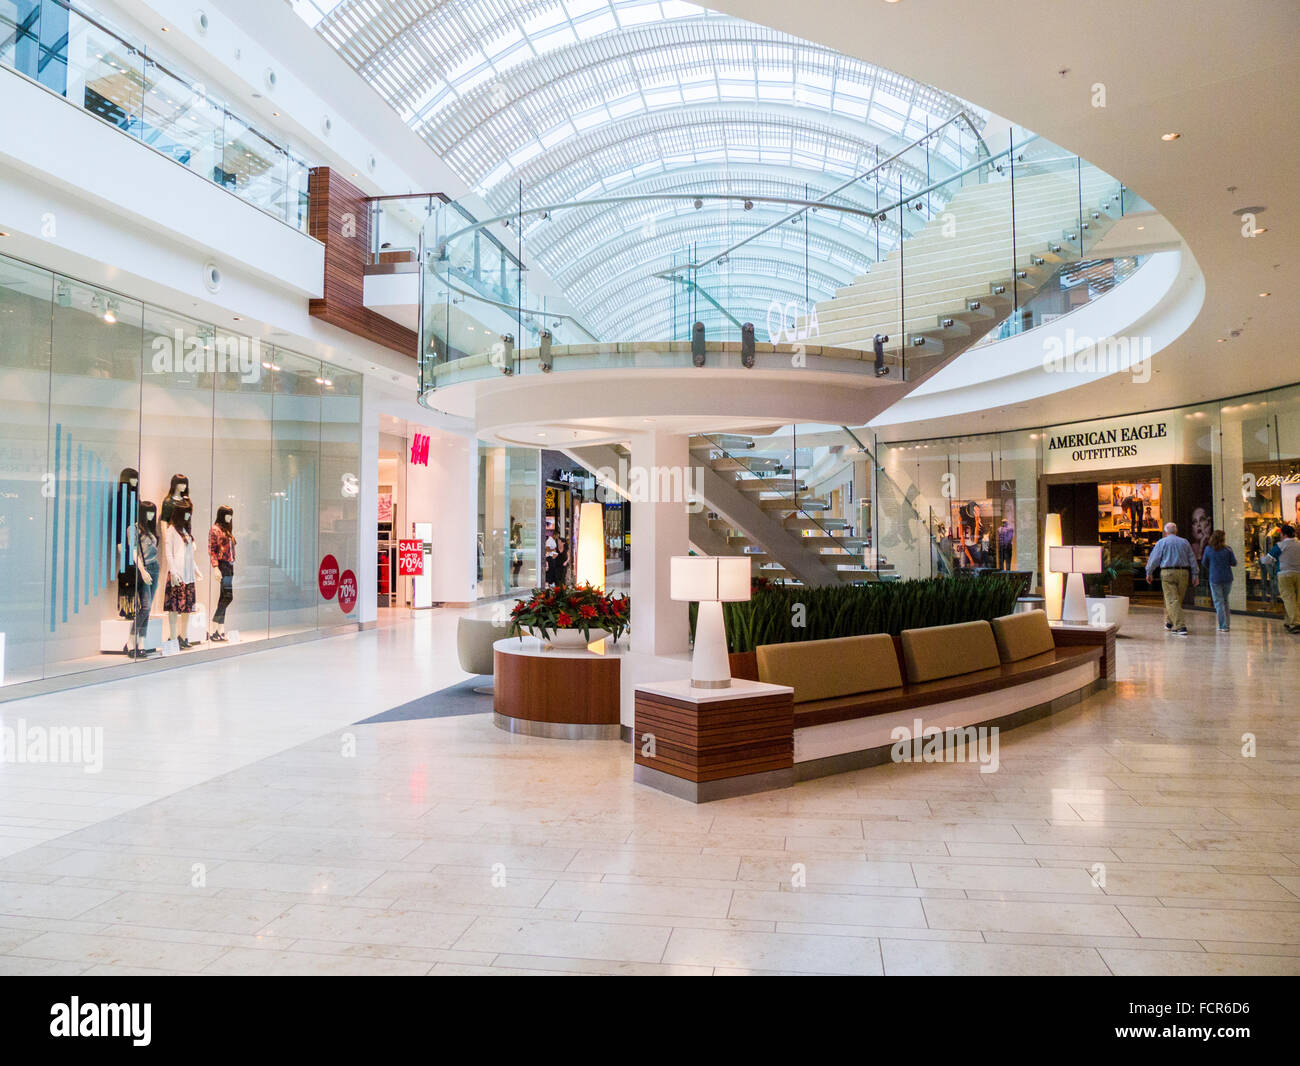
left=1085, top=595, right=1129, bottom=633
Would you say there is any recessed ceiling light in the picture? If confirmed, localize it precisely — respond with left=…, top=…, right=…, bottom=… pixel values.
left=1161, top=132, right=1181, bottom=141
left=1137, top=225, right=1145, bottom=230
left=1217, top=338, right=1226, bottom=343
left=1259, top=292, right=1270, bottom=297
left=1254, top=226, right=1268, bottom=234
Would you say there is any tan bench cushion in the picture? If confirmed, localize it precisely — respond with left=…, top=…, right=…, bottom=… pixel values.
left=901, top=620, right=1000, bottom=683
left=755, top=634, right=902, bottom=704
left=990, top=610, right=1056, bottom=663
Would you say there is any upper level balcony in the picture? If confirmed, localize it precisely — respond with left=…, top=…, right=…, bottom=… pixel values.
left=415, top=114, right=1161, bottom=432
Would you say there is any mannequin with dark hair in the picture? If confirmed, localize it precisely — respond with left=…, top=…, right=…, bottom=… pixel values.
left=163, top=502, right=202, bottom=648
left=113, top=468, right=140, bottom=617
left=130, top=500, right=159, bottom=659
left=208, top=505, right=236, bottom=641
left=159, top=473, right=191, bottom=528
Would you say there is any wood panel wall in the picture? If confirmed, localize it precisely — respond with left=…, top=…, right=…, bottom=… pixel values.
left=308, top=167, right=418, bottom=357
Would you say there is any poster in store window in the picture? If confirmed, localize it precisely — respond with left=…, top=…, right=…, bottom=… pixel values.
left=397, top=539, right=424, bottom=576
left=1284, top=483, right=1300, bottom=530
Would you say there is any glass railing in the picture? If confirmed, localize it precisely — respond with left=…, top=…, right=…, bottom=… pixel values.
left=2, top=0, right=313, bottom=231
left=418, top=116, right=1142, bottom=399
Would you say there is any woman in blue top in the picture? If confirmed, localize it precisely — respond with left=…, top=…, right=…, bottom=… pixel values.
left=1202, top=529, right=1238, bottom=632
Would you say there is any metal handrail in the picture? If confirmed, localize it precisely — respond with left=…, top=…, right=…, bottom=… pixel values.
left=663, top=110, right=990, bottom=275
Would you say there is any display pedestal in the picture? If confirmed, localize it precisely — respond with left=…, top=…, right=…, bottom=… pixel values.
left=493, top=637, right=622, bottom=739
left=633, top=678, right=794, bottom=802
left=99, top=618, right=161, bottom=654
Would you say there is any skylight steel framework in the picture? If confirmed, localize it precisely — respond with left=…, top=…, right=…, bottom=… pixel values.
left=294, top=0, right=988, bottom=340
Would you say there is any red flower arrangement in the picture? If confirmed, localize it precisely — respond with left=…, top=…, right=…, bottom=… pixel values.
left=509, top=583, right=630, bottom=642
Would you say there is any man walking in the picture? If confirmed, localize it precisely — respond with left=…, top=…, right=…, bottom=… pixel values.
left=1146, top=521, right=1197, bottom=635
left=1276, top=524, right=1300, bottom=633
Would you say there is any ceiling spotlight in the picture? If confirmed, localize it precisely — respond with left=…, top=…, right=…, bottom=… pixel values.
left=1254, top=226, right=1268, bottom=234
left=1259, top=292, right=1271, bottom=297
left=743, top=199, right=753, bottom=211
left=102, top=298, right=119, bottom=324
left=693, top=198, right=703, bottom=210
left=1161, top=132, right=1181, bottom=141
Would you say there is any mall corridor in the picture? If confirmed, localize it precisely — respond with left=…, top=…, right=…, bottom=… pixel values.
left=0, top=607, right=1296, bottom=977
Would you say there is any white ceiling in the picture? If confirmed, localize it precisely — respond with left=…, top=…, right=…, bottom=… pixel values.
left=708, top=0, right=1300, bottom=437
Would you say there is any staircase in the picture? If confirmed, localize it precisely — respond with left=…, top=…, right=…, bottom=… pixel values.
left=689, top=433, right=890, bottom=586
left=804, top=165, right=1123, bottom=376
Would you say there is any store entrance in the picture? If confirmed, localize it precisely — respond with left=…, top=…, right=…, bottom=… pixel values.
left=1044, top=472, right=1166, bottom=602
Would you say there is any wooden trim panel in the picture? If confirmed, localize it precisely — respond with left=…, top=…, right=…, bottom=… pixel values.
left=494, top=648, right=620, bottom=725
left=308, top=167, right=418, bottom=357
left=634, top=690, right=793, bottom=784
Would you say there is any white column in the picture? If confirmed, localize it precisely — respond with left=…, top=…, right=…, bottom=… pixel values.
left=1219, top=414, right=1248, bottom=611
left=629, top=431, right=691, bottom=656
left=406, top=426, right=479, bottom=607
left=356, top=395, right=380, bottom=627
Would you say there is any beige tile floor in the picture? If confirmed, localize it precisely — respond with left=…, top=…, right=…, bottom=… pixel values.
left=0, top=604, right=1297, bottom=976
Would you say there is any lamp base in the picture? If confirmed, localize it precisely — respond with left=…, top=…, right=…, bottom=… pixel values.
left=691, top=599, right=732, bottom=689
left=1062, top=572, right=1089, bottom=625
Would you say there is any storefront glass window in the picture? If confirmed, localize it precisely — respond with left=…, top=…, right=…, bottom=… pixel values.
left=0, top=250, right=361, bottom=693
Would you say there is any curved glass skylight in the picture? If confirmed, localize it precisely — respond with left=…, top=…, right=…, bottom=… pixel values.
left=292, top=0, right=989, bottom=340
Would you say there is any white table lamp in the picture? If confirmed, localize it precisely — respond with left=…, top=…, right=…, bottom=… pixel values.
left=670, top=555, right=751, bottom=688
left=1049, top=545, right=1103, bottom=625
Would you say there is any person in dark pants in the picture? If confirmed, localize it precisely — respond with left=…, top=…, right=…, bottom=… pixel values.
left=546, top=536, right=570, bottom=586
left=1201, top=529, right=1237, bottom=632
left=997, top=518, right=1014, bottom=570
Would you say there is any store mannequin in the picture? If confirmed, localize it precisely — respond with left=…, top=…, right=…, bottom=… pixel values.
left=129, top=501, right=159, bottom=659
left=208, top=505, right=236, bottom=641
left=114, top=468, right=140, bottom=618
left=164, top=503, right=202, bottom=649
left=160, top=473, right=191, bottom=528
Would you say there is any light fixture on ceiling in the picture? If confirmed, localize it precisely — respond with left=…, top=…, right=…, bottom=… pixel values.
left=1259, top=292, right=1271, bottom=297
left=1161, top=132, right=1181, bottom=141
left=743, top=199, right=753, bottom=211
left=693, top=198, right=703, bottom=210
left=102, top=299, right=119, bottom=325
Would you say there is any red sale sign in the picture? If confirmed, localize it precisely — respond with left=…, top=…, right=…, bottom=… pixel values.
left=397, top=539, right=424, bottom=576
left=337, top=569, right=358, bottom=614
left=318, top=554, right=339, bottom=600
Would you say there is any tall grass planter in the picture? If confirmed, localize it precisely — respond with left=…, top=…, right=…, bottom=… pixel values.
left=688, top=576, right=1024, bottom=653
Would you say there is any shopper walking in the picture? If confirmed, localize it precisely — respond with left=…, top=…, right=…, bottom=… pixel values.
left=1276, top=524, right=1300, bottom=633
left=1201, top=529, right=1237, bottom=632
left=1145, top=522, right=1197, bottom=635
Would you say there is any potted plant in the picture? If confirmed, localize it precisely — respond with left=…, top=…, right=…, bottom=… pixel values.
left=508, top=583, right=630, bottom=648
left=1084, top=561, right=1130, bottom=633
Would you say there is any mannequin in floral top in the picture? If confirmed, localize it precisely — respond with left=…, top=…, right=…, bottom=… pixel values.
left=208, top=506, right=236, bottom=642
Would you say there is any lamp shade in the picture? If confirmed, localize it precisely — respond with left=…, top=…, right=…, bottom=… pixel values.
left=670, top=555, right=751, bottom=602
left=1048, top=545, right=1104, bottom=574
left=574, top=501, right=606, bottom=590
left=1044, top=513, right=1064, bottom=621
